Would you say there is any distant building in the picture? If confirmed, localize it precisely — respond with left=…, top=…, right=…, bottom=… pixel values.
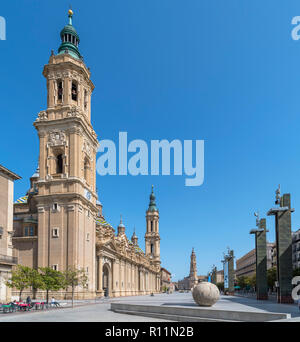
left=0, top=164, right=20, bottom=302
left=236, top=243, right=274, bottom=279
left=197, top=275, right=207, bottom=282
left=216, top=270, right=224, bottom=283
left=161, top=267, right=172, bottom=291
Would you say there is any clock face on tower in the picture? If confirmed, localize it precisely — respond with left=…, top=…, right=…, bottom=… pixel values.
left=85, top=189, right=91, bottom=201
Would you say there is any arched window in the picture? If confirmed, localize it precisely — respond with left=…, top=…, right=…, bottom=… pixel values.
left=56, top=154, right=63, bottom=174
left=151, top=244, right=154, bottom=254
left=57, top=80, right=63, bottom=101
left=72, top=82, right=78, bottom=101
left=151, top=221, right=153, bottom=232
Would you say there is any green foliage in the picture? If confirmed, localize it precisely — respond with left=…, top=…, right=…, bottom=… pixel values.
left=162, top=285, right=169, bottom=293
left=267, top=267, right=277, bottom=288
left=6, top=265, right=40, bottom=301
left=63, top=267, right=89, bottom=307
left=38, top=267, right=65, bottom=303
left=237, top=276, right=247, bottom=289
left=236, top=274, right=256, bottom=290
left=247, top=274, right=256, bottom=288
left=216, top=282, right=224, bottom=291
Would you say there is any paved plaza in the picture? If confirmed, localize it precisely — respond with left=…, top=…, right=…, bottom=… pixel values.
left=1, top=292, right=300, bottom=322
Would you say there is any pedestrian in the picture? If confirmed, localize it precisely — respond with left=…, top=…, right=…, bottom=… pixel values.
left=51, top=297, right=60, bottom=307
left=26, top=296, right=31, bottom=305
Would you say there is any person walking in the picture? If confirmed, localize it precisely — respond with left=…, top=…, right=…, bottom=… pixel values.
left=26, top=296, right=31, bottom=303
left=26, top=296, right=32, bottom=310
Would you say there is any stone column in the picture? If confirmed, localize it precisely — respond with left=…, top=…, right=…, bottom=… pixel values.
left=251, top=218, right=268, bottom=300
left=112, top=259, right=117, bottom=297
left=211, top=267, right=217, bottom=285
left=268, top=193, right=294, bottom=304
left=228, top=251, right=234, bottom=295
left=97, top=255, right=103, bottom=296
left=131, top=264, right=134, bottom=295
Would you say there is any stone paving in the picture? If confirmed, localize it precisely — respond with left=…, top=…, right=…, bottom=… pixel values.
left=0, top=292, right=300, bottom=322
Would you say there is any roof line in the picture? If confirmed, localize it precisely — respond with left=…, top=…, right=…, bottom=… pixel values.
left=0, top=164, right=21, bottom=180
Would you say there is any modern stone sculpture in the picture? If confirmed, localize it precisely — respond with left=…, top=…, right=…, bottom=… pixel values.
left=211, top=266, right=217, bottom=285
left=192, top=282, right=220, bottom=307
left=222, top=249, right=235, bottom=295
left=250, top=216, right=268, bottom=300
left=267, top=187, right=294, bottom=304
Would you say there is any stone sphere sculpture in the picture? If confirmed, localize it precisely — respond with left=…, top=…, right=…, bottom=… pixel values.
left=192, top=282, right=220, bottom=307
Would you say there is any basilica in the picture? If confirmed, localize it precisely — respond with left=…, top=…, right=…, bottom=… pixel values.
left=12, top=10, right=161, bottom=299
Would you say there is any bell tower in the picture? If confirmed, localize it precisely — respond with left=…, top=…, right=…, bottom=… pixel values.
left=145, top=186, right=161, bottom=270
left=33, top=10, right=98, bottom=298
left=189, top=248, right=198, bottom=288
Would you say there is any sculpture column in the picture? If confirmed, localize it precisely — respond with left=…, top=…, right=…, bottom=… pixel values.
left=250, top=216, right=268, bottom=300
left=267, top=188, right=294, bottom=304
left=211, top=266, right=217, bottom=285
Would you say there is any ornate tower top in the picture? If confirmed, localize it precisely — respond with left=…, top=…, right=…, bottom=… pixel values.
left=118, top=215, right=125, bottom=235
left=131, top=228, right=138, bottom=245
left=148, top=185, right=158, bottom=212
left=58, top=8, right=81, bottom=60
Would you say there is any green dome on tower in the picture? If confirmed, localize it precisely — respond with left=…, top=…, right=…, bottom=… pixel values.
left=148, top=185, right=158, bottom=212
left=58, top=9, right=82, bottom=60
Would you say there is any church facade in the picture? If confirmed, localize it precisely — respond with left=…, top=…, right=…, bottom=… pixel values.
left=12, top=10, right=161, bottom=299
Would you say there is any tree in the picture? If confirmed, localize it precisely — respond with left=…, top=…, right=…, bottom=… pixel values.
left=249, top=274, right=256, bottom=288
left=63, top=267, right=88, bottom=307
left=6, top=265, right=39, bottom=301
left=237, top=276, right=247, bottom=289
left=38, top=267, right=65, bottom=303
left=162, top=285, right=168, bottom=293
left=267, top=267, right=277, bottom=290
left=216, top=282, right=224, bottom=291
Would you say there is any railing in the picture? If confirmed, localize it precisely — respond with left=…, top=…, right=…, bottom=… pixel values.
left=0, top=254, right=18, bottom=264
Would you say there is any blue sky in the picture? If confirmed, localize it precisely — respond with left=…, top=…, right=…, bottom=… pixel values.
left=1, top=0, right=300, bottom=281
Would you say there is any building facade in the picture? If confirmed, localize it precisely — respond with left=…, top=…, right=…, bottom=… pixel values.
left=12, top=10, right=161, bottom=299
left=216, top=270, right=224, bottom=283
left=236, top=243, right=274, bottom=279
left=160, top=267, right=172, bottom=291
left=0, top=165, right=20, bottom=302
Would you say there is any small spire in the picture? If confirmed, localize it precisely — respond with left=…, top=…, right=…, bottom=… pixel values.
left=68, top=7, right=73, bottom=25
left=118, top=214, right=125, bottom=228
left=131, top=226, right=138, bottom=245
left=148, top=185, right=158, bottom=212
